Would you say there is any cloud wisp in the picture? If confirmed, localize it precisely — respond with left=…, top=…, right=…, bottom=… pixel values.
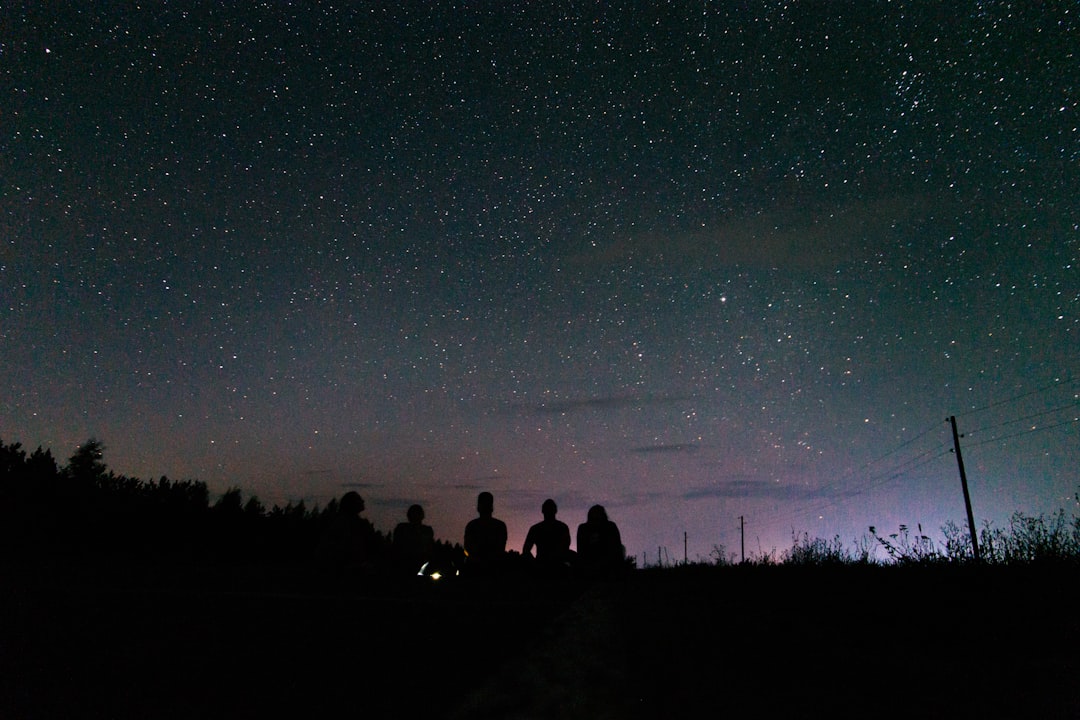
left=683, top=479, right=841, bottom=502
left=531, top=393, right=693, bottom=416
left=632, top=443, right=699, bottom=455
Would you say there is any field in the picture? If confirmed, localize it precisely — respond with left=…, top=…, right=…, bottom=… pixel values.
left=2, top=562, right=1077, bottom=719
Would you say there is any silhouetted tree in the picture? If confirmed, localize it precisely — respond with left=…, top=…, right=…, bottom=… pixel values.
left=27, top=446, right=59, bottom=482
left=2, top=437, right=483, bottom=591
left=0, top=439, right=27, bottom=478
left=244, top=496, right=266, bottom=517
left=65, top=438, right=108, bottom=484
left=214, top=487, right=245, bottom=515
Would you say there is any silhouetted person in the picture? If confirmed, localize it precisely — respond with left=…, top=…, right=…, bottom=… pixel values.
left=316, top=491, right=377, bottom=572
left=464, top=491, right=507, bottom=576
left=393, top=503, right=435, bottom=575
left=523, top=498, right=571, bottom=574
left=576, top=504, right=625, bottom=577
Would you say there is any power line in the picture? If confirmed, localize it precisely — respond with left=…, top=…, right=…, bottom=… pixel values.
left=858, top=420, right=943, bottom=475
left=863, top=440, right=952, bottom=485
left=734, top=418, right=956, bottom=536
left=866, top=446, right=953, bottom=489
left=748, top=446, right=954, bottom=537
left=724, top=376, right=1078, bottom=547
left=964, top=415, right=1080, bottom=449
left=965, top=400, right=1080, bottom=437
left=957, top=376, right=1080, bottom=419
left=799, top=419, right=947, bottom=502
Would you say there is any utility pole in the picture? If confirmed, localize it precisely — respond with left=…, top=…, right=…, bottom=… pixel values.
left=739, top=515, right=745, bottom=564
left=949, top=415, right=981, bottom=562
left=684, top=532, right=688, bottom=565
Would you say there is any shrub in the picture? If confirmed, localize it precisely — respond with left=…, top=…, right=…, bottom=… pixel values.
left=869, top=524, right=944, bottom=565
left=783, top=533, right=854, bottom=566
left=979, top=509, right=1079, bottom=566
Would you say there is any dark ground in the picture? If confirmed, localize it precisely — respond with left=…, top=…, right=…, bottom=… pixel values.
left=2, top=562, right=1077, bottom=719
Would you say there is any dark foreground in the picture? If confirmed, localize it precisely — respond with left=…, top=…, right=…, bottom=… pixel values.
left=2, top=562, right=1077, bottom=719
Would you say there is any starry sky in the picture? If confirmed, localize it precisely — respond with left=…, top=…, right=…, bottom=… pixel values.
left=3, top=2, right=1077, bottom=562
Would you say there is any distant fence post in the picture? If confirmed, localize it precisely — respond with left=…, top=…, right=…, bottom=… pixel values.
left=740, top=515, right=745, bottom=564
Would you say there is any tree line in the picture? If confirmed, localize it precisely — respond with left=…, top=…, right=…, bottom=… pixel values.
left=0, top=437, right=460, bottom=582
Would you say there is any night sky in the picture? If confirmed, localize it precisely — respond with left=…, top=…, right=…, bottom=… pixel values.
left=3, top=2, right=1077, bottom=562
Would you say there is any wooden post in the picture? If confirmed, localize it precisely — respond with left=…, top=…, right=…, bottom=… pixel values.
left=949, top=415, right=981, bottom=562
left=740, top=515, right=745, bottom=564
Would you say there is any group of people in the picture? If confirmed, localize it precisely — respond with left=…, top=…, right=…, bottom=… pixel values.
left=318, top=489, right=625, bottom=579
left=465, top=491, right=625, bottom=577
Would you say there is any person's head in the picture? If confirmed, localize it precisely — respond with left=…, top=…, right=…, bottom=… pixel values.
left=407, top=503, right=425, bottom=524
left=587, top=504, right=607, bottom=523
left=477, top=491, right=494, bottom=517
left=541, top=498, right=557, bottom=519
left=340, top=491, right=365, bottom=515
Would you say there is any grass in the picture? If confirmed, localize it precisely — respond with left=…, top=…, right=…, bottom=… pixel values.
left=722, top=499, right=1080, bottom=568
left=4, top=524, right=1079, bottom=719
left=3, top=435, right=1077, bottom=718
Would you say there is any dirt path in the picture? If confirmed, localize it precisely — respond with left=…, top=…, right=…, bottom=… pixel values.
left=3, top=564, right=1077, bottom=719
left=448, top=565, right=1080, bottom=719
